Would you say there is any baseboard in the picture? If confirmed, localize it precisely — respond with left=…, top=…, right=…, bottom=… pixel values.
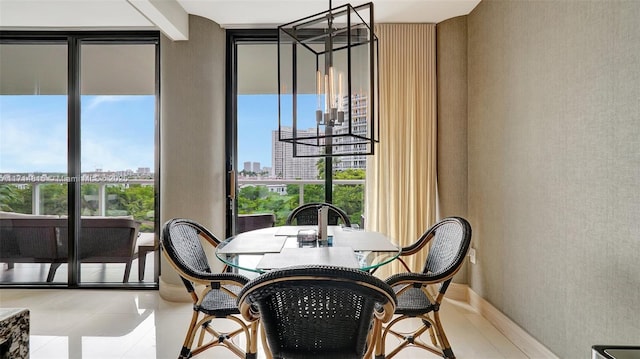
left=158, top=276, right=192, bottom=302
left=449, top=283, right=559, bottom=359
left=447, top=282, right=469, bottom=302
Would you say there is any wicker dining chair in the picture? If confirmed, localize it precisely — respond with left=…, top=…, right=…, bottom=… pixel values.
left=161, top=218, right=257, bottom=359
left=285, top=202, right=351, bottom=227
left=237, top=265, right=397, bottom=359
left=377, top=217, right=472, bottom=359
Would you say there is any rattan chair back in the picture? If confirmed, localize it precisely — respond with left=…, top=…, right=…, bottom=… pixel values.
left=422, top=217, right=472, bottom=279
left=162, top=219, right=214, bottom=287
left=380, top=217, right=472, bottom=359
left=237, top=265, right=397, bottom=359
left=161, top=218, right=254, bottom=359
left=285, top=202, right=351, bottom=227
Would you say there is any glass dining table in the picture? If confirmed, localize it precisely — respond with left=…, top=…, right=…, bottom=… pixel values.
left=215, top=225, right=401, bottom=274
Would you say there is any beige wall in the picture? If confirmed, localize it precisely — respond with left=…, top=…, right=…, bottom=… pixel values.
left=463, top=0, right=640, bottom=357
left=159, top=15, right=227, bottom=300
left=436, top=16, right=469, bottom=283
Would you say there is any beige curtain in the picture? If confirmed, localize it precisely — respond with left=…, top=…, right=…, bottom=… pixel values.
left=366, top=24, right=437, bottom=276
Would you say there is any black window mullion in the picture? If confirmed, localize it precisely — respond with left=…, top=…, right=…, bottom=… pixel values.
left=67, top=36, right=81, bottom=286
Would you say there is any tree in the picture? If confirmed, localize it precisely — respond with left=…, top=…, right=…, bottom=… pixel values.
left=0, top=184, right=19, bottom=212
left=6, top=185, right=33, bottom=214
left=315, top=158, right=341, bottom=179
left=41, top=184, right=68, bottom=215
left=81, top=184, right=100, bottom=216
left=333, top=169, right=365, bottom=224
left=238, top=185, right=297, bottom=226
left=316, top=159, right=325, bottom=179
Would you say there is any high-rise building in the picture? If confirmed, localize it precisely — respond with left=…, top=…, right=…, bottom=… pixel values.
left=243, top=161, right=252, bottom=172
left=273, top=95, right=369, bottom=178
left=272, top=127, right=320, bottom=180
left=252, top=162, right=261, bottom=173
left=333, top=94, right=369, bottom=170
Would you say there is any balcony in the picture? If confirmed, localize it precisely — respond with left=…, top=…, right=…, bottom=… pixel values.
left=237, top=178, right=365, bottom=227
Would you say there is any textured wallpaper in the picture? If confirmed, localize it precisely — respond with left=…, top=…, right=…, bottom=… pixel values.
left=436, top=16, right=469, bottom=283
left=463, top=1, right=640, bottom=357
left=160, top=15, right=227, bottom=298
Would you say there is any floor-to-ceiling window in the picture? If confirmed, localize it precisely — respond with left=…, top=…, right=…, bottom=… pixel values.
left=226, top=30, right=365, bottom=233
left=0, top=32, right=160, bottom=287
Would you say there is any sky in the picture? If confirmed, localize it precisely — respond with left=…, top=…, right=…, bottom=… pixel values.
left=0, top=93, right=318, bottom=173
left=0, top=95, right=154, bottom=173
left=237, top=94, right=317, bottom=169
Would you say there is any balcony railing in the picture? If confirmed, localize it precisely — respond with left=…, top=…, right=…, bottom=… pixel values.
left=0, top=178, right=154, bottom=216
left=237, top=178, right=365, bottom=206
left=1, top=178, right=364, bottom=216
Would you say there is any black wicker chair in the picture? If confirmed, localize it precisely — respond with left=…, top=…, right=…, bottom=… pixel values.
left=285, top=202, right=351, bottom=227
left=378, top=217, right=472, bottom=359
left=237, top=265, right=397, bottom=359
left=162, top=218, right=257, bottom=359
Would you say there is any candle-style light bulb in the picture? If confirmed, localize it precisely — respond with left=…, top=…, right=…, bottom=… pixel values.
left=338, top=72, right=343, bottom=110
left=329, top=67, right=335, bottom=109
left=324, top=74, right=330, bottom=113
left=316, top=70, right=323, bottom=124
left=316, top=70, right=322, bottom=110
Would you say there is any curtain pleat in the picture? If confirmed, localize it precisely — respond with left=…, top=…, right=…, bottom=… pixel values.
left=366, top=24, right=437, bottom=276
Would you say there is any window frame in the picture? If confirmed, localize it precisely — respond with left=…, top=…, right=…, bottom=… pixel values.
left=0, top=30, right=160, bottom=289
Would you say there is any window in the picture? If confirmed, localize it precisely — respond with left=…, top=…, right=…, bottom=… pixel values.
left=0, top=32, right=159, bottom=287
left=227, top=30, right=365, bottom=232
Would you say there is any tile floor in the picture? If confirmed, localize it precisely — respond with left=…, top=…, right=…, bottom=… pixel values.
left=0, top=289, right=528, bottom=359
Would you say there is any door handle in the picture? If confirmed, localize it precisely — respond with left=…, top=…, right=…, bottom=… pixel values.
left=228, top=169, right=236, bottom=200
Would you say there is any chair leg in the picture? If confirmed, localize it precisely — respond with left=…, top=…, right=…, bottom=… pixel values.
left=368, top=317, right=383, bottom=359
left=179, top=347, right=192, bottom=359
left=247, top=321, right=258, bottom=359
left=260, top=322, right=273, bottom=359
left=47, top=263, right=62, bottom=282
left=179, top=311, right=201, bottom=359
left=424, top=318, right=438, bottom=346
left=123, top=260, right=132, bottom=283
left=138, top=251, right=147, bottom=281
left=381, top=313, right=453, bottom=359
left=432, top=311, right=455, bottom=359
left=190, top=315, right=252, bottom=359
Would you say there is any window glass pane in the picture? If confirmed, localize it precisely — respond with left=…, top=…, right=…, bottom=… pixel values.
left=235, top=41, right=365, bottom=228
left=0, top=43, right=69, bottom=284
left=79, top=43, right=156, bottom=284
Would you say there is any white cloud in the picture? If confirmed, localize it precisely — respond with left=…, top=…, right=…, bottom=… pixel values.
left=84, top=95, right=129, bottom=112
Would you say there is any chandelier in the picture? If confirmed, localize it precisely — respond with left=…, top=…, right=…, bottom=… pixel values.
left=277, top=1, right=379, bottom=158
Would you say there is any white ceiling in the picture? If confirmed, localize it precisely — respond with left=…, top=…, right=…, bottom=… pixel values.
left=0, top=0, right=480, bottom=37
left=0, top=0, right=480, bottom=95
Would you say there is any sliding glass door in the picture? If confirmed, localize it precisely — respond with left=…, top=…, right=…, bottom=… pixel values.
left=0, top=41, right=70, bottom=284
left=0, top=32, right=159, bottom=287
left=226, top=31, right=366, bottom=234
left=77, top=42, right=157, bottom=284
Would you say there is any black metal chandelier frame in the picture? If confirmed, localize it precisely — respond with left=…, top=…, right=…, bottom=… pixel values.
left=277, top=1, right=379, bottom=158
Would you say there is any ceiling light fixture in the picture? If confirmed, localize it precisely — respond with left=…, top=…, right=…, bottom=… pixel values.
left=277, top=1, right=379, bottom=158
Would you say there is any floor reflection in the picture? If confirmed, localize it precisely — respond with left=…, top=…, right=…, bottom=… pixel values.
left=0, top=254, right=157, bottom=285
left=0, top=289, right=527, bottom=359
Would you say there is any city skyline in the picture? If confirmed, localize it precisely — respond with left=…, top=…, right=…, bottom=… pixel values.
left=1, top=93, right=366, bottom=176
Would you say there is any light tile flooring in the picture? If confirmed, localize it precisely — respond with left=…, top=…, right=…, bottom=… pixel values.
left=0, top=289, right=528, bottom=359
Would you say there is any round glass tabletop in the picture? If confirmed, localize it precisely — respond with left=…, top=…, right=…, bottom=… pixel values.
left=215, top=226, right=401, bottom=274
